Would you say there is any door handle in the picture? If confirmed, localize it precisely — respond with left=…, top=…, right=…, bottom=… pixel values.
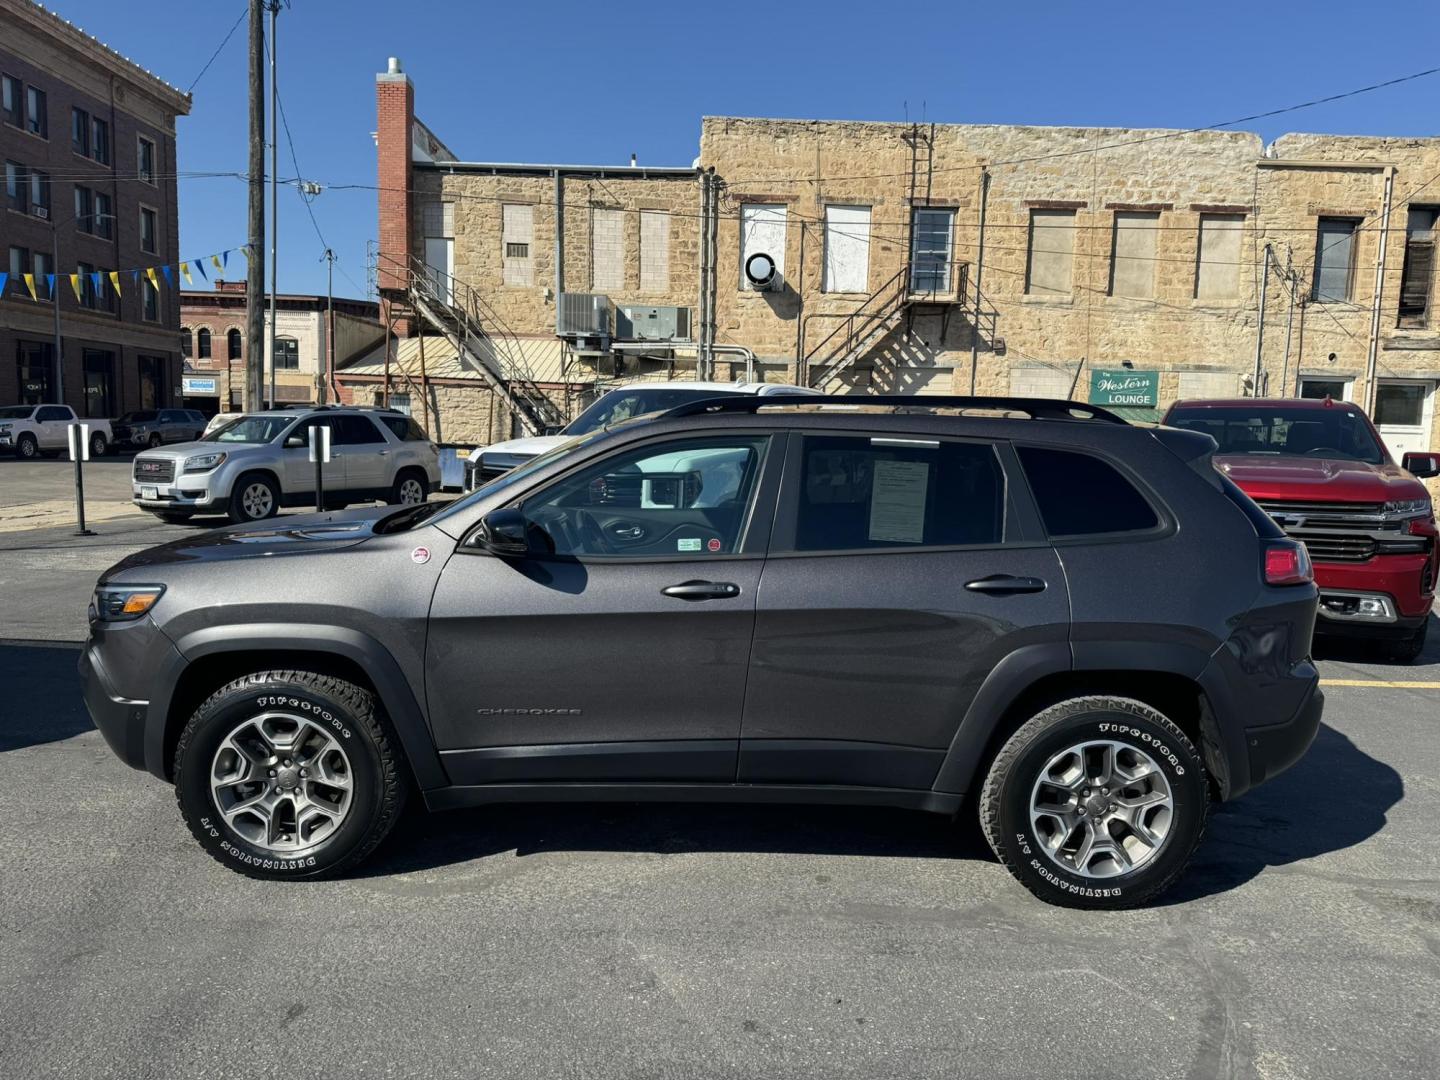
left=964, top=574, right=1047, bottom=595
left=662, top=580, right=741, bottom=601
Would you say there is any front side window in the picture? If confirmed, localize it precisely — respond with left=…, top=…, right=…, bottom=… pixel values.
left=910, top=208, right=954, bottom=293
left=791, top=435, right=1004, bottom=551
left=522, top=436, right=770, bottom=559
left=1017, top=446, right=1159, bottom=537
left=1313, top=217, right=1359, bottom=303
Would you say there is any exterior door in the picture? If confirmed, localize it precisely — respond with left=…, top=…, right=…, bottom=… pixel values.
left=1373, top=379, right=1435, bottom=462
left=738, top=433, right=1069, bottom=789
left=425, top=236, right=454, bottom=304
left=425, top=432, right=782, bottom=783
left=329, top=414, right=390, bottom=495
left=281, top=416, right=346, bottom=497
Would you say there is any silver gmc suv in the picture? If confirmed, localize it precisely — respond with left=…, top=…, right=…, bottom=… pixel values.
left=131, top=406, right=441, bottom=524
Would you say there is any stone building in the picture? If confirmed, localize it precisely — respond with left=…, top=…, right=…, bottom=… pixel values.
left=358, top=58, right=1440, bottom=471
left=180, top=280, right=382, bottom=415
left=0, top=0, right=190, bottom=415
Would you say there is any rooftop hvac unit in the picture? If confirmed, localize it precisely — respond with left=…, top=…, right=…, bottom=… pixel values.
left=557, top=292, right=611, bottom=338
left=616, top=305, right=692, bottom=342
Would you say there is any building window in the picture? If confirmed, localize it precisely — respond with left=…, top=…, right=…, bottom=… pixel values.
left=1398, top=207, right=1437, bottom=328
left=740, top=203, right=786, bottom=288
left=31, top=250, right=51, bottom=301
left=1109, top=211, right=1159, bottom=299
left=78, top=262, right=96, bottom=309
left=824, top=205, right=871, bottom=294
left=197, top=328, right=212, bottom=360
left=909, top=208, right=953, bottom=293
left=137, top=136, right=155, bottom=183
left=16, top=341, right=55, bottom=404
left=639, top=209, right=670, bottom=293
left=29, top=169, right=49, bottom=218
left=181, top=328, right=193, bottom=358
left=502, top=203, right=533, bottom=286
left=142, top=279, right=159, bottom=322
left=1195, top=213, right=1243, bottom=300
left=94, top=191, right=112, bottom=239
left=4, top=160, right=24, bottom=212
left=25, top=85, right=46, bottom=137
left=1313, top=217, right=1359, bottom=303
left=137, top=354, right=167, bottom=409
left=140, top=207, right=158, bottom=253
left=91, top=117, right=109, bottom=165
left=1299, top=377, right=1351, bottom=401
left=227, top=328, right=243, bottom=360
left=1, top=75, right=21, bottom=127
left=274, top=337, right=299, bottom=370
left=72, top=107, right=89, bottom=156
left=591, top=207, right=624, bottom=292
left=8, top=245, right=28, bottom=285
left=82, top=349, right=115, bottom=418
left=74, top=186, right=93, bottom=232
left=1025, top=209, right=1076, bottom=296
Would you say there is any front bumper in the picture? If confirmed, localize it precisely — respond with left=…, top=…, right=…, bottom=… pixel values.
left=78, top=643, right=150, bottom=771
left=132, top=476, right=225, bottom=511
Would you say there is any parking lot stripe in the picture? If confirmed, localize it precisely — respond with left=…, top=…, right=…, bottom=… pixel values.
left=1319, top=679, right=1440, bottom=689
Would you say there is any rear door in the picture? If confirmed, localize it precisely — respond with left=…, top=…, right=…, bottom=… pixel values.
left=330, top=414, right=391, bottom=496
left=738, top=431, right=1069, bottom=790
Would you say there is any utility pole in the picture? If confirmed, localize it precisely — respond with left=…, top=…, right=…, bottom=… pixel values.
left=50, top=223, right=63, bottom=406
left=244, top=0, right=265, bottom=413
left=321, top=248, right=335, bottom=404
left=266, top=0, right=280, bottom=409
left=1252, top=243, right=1272, bottom=397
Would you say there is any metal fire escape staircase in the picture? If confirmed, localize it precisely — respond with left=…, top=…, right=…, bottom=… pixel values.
left=391, top=254, right=565, bottom=436
left=805, top=264, right=999, bottom=390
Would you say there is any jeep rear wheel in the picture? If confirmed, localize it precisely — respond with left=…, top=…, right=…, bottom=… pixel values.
left=980, top=696, right=1208, bottom=909
left=173, top=670, right=409, bottom=879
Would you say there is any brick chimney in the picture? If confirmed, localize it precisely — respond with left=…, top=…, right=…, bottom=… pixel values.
left=376, top=57, right=413, bottom=295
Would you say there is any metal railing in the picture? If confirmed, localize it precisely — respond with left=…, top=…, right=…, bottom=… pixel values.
left=804, top=266, right=912, bottom=388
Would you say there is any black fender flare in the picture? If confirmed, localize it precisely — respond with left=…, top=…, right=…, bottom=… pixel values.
left=147, top=623, right=447, bottom=790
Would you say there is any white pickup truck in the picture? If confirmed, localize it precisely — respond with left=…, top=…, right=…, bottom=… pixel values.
left=0, top=404, right=111, bottom=459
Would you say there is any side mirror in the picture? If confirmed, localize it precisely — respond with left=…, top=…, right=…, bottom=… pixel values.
left=474, top=508, right=531, bottom=558
left=1401, top=451, right=1440, bottom=479
left=284, top=434, right=306, bottom=449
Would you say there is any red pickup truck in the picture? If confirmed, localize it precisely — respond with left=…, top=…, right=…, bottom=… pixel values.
left=1164, top=397, right=1439, bottom=661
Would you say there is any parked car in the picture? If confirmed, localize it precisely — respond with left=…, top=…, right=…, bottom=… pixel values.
left=83, top=394, right=1322, bottom=908
left=130, top=406, right=441, bottom=524
left=112, top=409, right=208, bottom=449
left=0, top=403, right=110, bottom=459
left=464, top=380, right=821, bottom=490
left=1164, top=397, right=1438, bottom=661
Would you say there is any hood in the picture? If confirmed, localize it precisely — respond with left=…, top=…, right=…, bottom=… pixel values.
left=1216, top=453, right=1428, bottom=503
left=132, top=439, right=215, bottom=459
left=102, top=505, right=395, bottom=579
left=467, top=434, right=568, bottom=463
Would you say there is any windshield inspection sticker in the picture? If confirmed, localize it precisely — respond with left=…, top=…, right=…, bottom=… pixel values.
left=868, top=459, right=930, bottom=543
left=411, top=546, right=431, bottom=564
left=678, top=538, right=702, bottom=552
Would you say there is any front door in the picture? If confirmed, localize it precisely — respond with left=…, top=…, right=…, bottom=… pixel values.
left=1373, top=379, right=1436, bottom=462
left=738, top=432, right=1069, bottom=789
left=35, top=405, right=72, bottom=449
left=425, top=432, right=782, bottom=784
left=281, top=416, right=345, bottom=500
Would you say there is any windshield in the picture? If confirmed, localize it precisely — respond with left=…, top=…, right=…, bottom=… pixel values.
left=0, top=406, right=35, bottom=420
left=565, top=387, right=736, bottom=436
left=427, top=434, right=600, bottom=529
left=118, top=411, right=158, bottom=423
left=1167, top=406, right=1386, bottom=464
left=204, top=415, right=295, bottom=444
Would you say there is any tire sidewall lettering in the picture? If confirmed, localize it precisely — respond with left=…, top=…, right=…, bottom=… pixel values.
left=254, top=694, right=352, bottom=740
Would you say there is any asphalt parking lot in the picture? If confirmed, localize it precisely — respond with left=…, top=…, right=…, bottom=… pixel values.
left=1, top=473, right=1438, bottom=1078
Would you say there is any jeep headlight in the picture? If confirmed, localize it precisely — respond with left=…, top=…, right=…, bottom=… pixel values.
left=1384, top=498, right=1431, bottom=516
left=91, top=584, right=165, bottom=622
left=182, top=451, right=227, bottom=473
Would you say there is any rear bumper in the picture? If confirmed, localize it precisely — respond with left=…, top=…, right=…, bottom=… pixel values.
left=1245, top=683, right=1324, bottom=790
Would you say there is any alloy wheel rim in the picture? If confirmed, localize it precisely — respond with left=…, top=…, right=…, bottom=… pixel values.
left=210, top=711, right=354, bottom=853
left=400, top=478, right=424, bottom=504
left=242, top=483, right=273, bottom=518
left=19, top=439, right=35, bottom=458
left=1028, top=739, right=1174, bottom=879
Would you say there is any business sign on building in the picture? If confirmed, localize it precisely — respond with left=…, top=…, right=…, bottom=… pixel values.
left=182, top=376, right=219, bottom=396
left=1089, top=369, right=1159, bottom=408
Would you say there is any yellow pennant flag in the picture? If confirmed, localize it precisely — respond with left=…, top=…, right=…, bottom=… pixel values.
left=180, top=261, right=193, bottom=285
left=211, top=253, right=224, bottom=273
left=22, top=273, right=36, bottom=300
left=70, top=274, right=83, bottom=302
left=108, top=271, right=122, bottom=298
left=239, top=245, right=252, bottom=262
left=145, top=266, right=160, bottom=290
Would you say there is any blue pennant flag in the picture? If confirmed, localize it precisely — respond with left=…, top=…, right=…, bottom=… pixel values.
left=222, top=250, right=229, bottom=270
left=0, top=272, right=7, bottom=296
left=44, top=273, right=55, bottom=299
left=131, top=269, right=141, bottom=287
left=160, top=264, right=173, bottom=288
left=194, top=257, right=207, bottom=281
left=90, top=271, right=103, bottom=297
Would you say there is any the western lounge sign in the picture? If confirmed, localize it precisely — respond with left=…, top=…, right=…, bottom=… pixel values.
left=1088, top=368, right=1159, bottom=407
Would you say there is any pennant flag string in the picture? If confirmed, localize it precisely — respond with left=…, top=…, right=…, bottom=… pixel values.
left=1, top=246, right=249, bottom=300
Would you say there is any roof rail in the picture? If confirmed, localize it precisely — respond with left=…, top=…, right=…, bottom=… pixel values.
left=660, top=394, right=1128, bottom=425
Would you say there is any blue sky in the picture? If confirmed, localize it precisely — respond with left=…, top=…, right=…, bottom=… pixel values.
left=51, top=0, right=1440, bottom=298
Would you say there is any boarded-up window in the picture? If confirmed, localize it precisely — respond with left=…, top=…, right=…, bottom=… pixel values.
left=1109, top=212, right=1158, bottom=299
left=1313, top=217, right=1359, bottom=303
left=823, top=205, right=871, bottom=293
left=422, top=200, right=454, bottom=238
left=1398, top=207, right=1437, bottom=328
left=592, top=207, right=624, bottom=292
left=1026, top=209, right=1075, bottom=296
left=640, top=210, right=669, bottom=292
left=1195, top=213, right=1243, bottom=300
left=909, top=208, right=953, bottom=292
left=502, top=203, right=533, bottom=286
left=740, top=204, right=786, bottom=287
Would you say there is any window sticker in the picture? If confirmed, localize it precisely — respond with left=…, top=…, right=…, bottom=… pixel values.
left=868, top=459, right=929, bottom=543
left=677, top=538, right=702, bottom=552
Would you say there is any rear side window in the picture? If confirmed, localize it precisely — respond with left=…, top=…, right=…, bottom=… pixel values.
left=379, top=415, right=428, bottom=441
left=331, top=415, right=385, bottom=445
left=1017, top=446, right=1159, bottom=537
left=792, top=435, right=1004, bottom=551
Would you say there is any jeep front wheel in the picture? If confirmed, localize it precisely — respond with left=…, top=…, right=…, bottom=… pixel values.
left=173, top=670, right=409, bottom=879
left=980, top=696, right=1208, bottom=909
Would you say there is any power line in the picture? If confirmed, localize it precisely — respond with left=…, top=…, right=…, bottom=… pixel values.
left=183, top=5, right=248, bottom=95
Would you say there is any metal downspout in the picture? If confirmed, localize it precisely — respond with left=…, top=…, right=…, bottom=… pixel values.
left=1364, top=166, right=1395, bottom=415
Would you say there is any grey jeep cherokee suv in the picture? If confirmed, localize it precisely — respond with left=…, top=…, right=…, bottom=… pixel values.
left=80, top=395, right=1323, bottom=908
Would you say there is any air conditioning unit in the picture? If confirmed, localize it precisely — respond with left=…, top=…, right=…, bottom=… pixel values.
left=616, top=305, right=692, bottom=342
left=557, top=292, right=611, bottom=338
left=33, top=206, right=48, bottom=220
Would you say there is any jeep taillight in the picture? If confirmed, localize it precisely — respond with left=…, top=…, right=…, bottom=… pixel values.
left=1264, top=541, right=1313, bottom=586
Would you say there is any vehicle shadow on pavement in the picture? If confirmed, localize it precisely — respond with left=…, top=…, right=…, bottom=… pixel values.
left=0, top=641, right=93, bottom=752
left=1160, top=722, right=1402, bottom=904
